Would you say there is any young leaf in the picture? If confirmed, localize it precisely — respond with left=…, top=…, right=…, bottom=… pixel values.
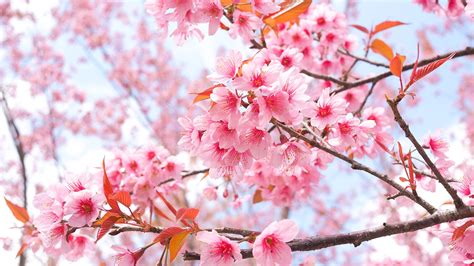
left=192, top=84, right=224, bottom=104
left=175, top=208, right=200, bottom=222
left=102, top=159, right=121, bottom=213
left=350, top=24, right=369, bottom=34
left=169, top=231, right=190, bottom=263
left=390, top=54, right=405, bottom=77
left=410, top=52, right=455, bottom=86
left=96, top=215, right=119, bottom=242
left=370, top=39, right=394, bottom=61
left=373, top=20, right=407, bottom=35
left=154, top=227, right=187, bottom=244
left=93, top=211, right=122, bottom=226
left=452, top=220, right=474, bottom=241
left=154, top=206, right=173, bottom=222
left=263, top=0, right=311, bottom=30
left=253, top=189, right=263, bottom=204
left=16, top=243, right=28, bottom=258
left=111, top=191, right=132, bottom=208
left=156, top=191, right=177, bottom=216
left=4, top=197, right=29, bottom=224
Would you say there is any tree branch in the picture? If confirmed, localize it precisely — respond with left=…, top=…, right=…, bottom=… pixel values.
left=386, top=99, right=465, bottom=209
left=183, top=207, right=474, bottom=260
left=301, top=47, right=474, bottom=93
left=271, top=119, right=437, bottom=214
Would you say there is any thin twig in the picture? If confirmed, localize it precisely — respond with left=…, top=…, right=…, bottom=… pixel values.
left=272, top=119, right=437, bottom=214
left=386, top=99, right=465, bottom=209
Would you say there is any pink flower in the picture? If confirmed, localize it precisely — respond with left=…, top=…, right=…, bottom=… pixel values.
left=198, top=0, right=224, bottom=35
left=208, top=51, right=242, bottom=82
left=196, top=230, right=242, bottom=265
left=253, top=219, right=299, bottom=266
left=237, top=127, right=272, bottom=159
left=423, top=134, right=449, bottom=158
left=64, top=234, right=94, bottom=261
left=64, top=190, right=103, bottom=227
left=209, top=87, right=241, bottom=128
left=233, top=61, right=281, bottom=91
left=229, top=10, right=260, bottom=41
left=203, top=186, right=218, bottom=200
left=112, top=245, right=145, bottom=266
left=251, top=0, right=280, bottom=15
left=308, top=88, right=347, bottom=129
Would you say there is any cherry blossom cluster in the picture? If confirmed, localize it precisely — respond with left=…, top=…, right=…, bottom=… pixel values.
left=104, top=146, right=183, bottom=208
left=144, top=0, right=281, bottom=44
left=20, top=145, right=183, bottom=262
left=179, top=48, right=393, bottom=205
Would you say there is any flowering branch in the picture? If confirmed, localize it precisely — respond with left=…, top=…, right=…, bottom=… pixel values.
left=386, top=99, right=465, bottom=209
left=301, top=46, right=474, bottom=93
left=183, top=207, right=474, bottom=261
left=271, top=119, right=437, bottom=214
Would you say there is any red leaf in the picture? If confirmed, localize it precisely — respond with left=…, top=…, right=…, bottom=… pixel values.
left=93, top=211, right=122, bottom=226
left=390, top=54, right=405, bottom=78
left=263, top=0, right=311, bottom=30
left=370, top=39, right=394, bottom=61
left=16, top=243, right=27, bottom=258
left=350, top=24, right=369, bottom=34
left=410, top=52, right=455, bottom=86
left=153, top=227, right=187, bottom=244
left=175, top=208, right=200, bottom=222
left=96, top=215, right=119, bottom=242
left=407, top=153, right=416, bottom=191
left=452, top=220, right=474, bottom=241
left=153, top=206, right=173, bottom=222
left=399, top=177, right=408, bottom=182
left=4, top=197, right=29, bottom=224
left=192, top=84, right=224, bottom=104
left=156, top=191, right=176, bottom=215
left=111, top=191, right=132, bottom=208
left=102, top=159, right=120, bottom=213
left=373, top=20, right=407, bottom=35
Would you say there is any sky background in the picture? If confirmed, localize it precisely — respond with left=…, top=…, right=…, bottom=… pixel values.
left=0, top=0, right=473, bottom=265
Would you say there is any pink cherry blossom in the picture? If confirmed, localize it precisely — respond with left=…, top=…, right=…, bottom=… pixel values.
left=251, top=0, right=280, bottom=15
left=253, top=219, right=299, bottom=266
left=229, top=10, right=260, bottom=41
left=64, top=190, right=103, bottom=227
left=424, top=134, right=449, bottom=158
left=112, top=245, right=145, bottom=266
left=196, top=230, right=242, bottom=265
left=308, top=88, right=348, bottom=129
left=209, top=87, right=241, bottom=128
left=208, top=51, right=243, bottom=82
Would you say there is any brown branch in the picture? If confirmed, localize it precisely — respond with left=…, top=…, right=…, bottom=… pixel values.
left=386, top=99, right=465, bottom=209
left=339, top=50, right=390, bottom=68
left=354, top=81, right=377, bottom=115
left=271, top=119, right=437, bottom=214
left=183, top=207, right=474, bottom=260
left=334, top=46, right=474, bottom=94
left=301, top=47, right=474, bottom=93
left=1, top=88, right=28, bottom=266
left=158, top=169, right=209, bottom=186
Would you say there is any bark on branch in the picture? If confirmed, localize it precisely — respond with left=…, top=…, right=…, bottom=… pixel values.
left=182, top=207, right=474, bottom=260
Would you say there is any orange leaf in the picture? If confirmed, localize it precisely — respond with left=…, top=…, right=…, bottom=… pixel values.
left=169, top=230, right=190, bottom=263
left=220, top=0, right=233, bottom=7
left=410, top=52, right=455, bottom=86
left=16, top=243, right=27, bottom=258
left=102, top=159, right=120, bottom=213
left=390, top=54, right=405, bottom=77
left=263, top=0, right=311, bottom=30
left=4, top=197, right=29, bottom=224
left=253, top=189, right=263, bottom=204
left=370, top=39, right=394, bottom=61
left=93, top=211, right=122, bottom=226
left=96, top=215, right=119, bottom=242
left=111, top=191, right=132, bottom=208
left=373, top=20, right=407, bottom=35
left=350, top=24, right=369, bottom=34
left=452, top=220, right=474, bottom=241
left=154, top=227, right=187, bottom=244
left=156, top=191, right=177, bottom=215
left=176, top=208, right=200, bottom=222
left=192, top=84, right=224, bottom=104
left=235, top=3, right=253, bottom=13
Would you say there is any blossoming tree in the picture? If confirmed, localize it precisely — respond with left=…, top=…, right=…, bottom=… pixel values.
left=1, top=0, right=474, bottom=265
